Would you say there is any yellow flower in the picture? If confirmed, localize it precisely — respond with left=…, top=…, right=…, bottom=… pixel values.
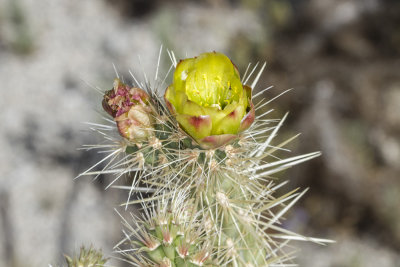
left=165, top=52, right=254, bottom=149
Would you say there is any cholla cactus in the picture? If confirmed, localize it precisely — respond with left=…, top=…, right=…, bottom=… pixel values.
left=79, top=49, right=332, bottom=266
left=64, top=246, right=108, bottom=267
left=116, top=191, right=214, bottom=266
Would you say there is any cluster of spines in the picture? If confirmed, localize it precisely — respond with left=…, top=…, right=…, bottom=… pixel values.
left=116, top=192, right=214, bottom=267
left=63, top=246, right=108, bottom=267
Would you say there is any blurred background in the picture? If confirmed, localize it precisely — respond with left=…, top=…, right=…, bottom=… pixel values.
left=0, top=0, right=399, bottom=266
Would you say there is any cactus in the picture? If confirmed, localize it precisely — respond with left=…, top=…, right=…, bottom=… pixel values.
left=116, top=191, right=214, bottom=267
left=78, top=49, right=332, bottom=266
left=64, top=246, right=108, bottom=267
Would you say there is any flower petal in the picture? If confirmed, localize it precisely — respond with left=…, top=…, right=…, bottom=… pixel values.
left=198, top=134, right=237, bottom=149
left=165, top=86, right=189, bottom=114
left=238, top=85, right=254, bottom=132
left=173, top=58, right=195, bottom=93
left=176, top=114, right=212, bottom=141
left=212, top=103, right=245, bottom=135
left=164, top=89, right=177, bottom=115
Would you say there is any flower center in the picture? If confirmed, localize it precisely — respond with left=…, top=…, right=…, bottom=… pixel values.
left=179, top=52, right=243, bottom=109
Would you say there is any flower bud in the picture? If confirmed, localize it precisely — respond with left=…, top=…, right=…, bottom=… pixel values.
left=164, top=52, right=255, bottom=149
left=103, top=79, right=154, bottom=142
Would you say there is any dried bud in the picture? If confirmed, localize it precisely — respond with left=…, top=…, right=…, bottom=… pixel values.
left=103, top=79, right=154, bottom=142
